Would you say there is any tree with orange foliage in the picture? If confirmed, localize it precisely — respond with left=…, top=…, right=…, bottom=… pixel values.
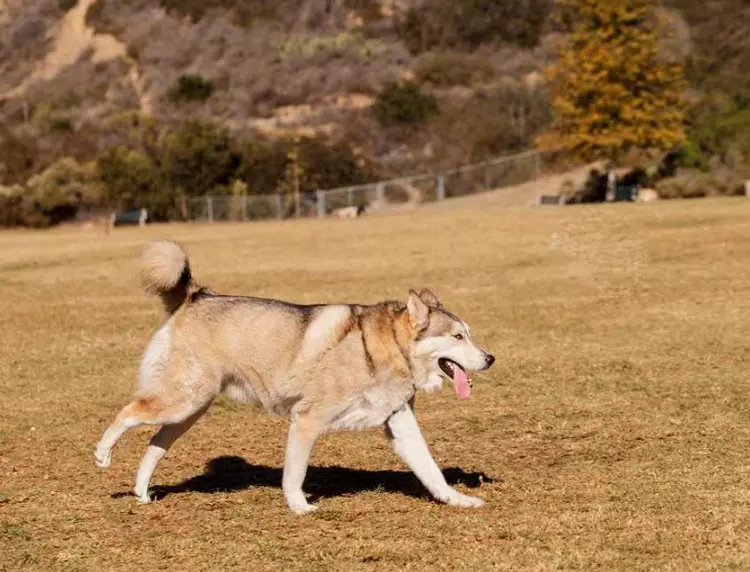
left=537, top=0, right=686, bottom=163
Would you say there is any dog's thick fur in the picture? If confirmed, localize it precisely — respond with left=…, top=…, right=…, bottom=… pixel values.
left=95, top=240, right=495, bottom=513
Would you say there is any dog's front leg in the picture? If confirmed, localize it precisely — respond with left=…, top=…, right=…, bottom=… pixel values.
left=283, top=412, right=322, bottom=515
left=385, top=403, right=484, bottom=508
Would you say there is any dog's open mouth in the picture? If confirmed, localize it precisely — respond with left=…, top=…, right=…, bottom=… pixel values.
left=438, top=358, right=472, bottom=400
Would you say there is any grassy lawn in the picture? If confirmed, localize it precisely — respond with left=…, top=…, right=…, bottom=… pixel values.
left=1, top=197, right=749, bottom=570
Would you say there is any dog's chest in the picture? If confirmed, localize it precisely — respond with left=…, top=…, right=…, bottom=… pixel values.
left=329, top=383, right=414, bottom=432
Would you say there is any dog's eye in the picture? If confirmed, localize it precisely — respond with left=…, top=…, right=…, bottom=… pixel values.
left=453, top=333, right=464, bottom=340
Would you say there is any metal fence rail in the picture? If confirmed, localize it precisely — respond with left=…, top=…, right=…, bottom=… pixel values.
left=185, top=149, right=543, bottom=223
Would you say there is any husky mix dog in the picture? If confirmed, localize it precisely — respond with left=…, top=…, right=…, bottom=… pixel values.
left=94, top=241, right=495, bottom=514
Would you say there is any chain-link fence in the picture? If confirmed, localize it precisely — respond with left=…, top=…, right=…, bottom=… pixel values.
left=182, top=149, right=542, bottom=223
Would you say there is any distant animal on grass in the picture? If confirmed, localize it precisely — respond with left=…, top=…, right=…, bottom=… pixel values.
left=332, top=205, right=366, bottom=218
left=94, top=240, right=495, bottom=514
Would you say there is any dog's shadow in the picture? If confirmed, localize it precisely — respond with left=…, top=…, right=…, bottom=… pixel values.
left=113, top=455, right=493, bottom=502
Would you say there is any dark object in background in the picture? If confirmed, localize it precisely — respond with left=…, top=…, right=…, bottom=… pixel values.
left=113, top=208, right=149, bottom=227
left=576, top=168, right=608, bottom=203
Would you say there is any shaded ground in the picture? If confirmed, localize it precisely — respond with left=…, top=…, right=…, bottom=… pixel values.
left=1, top=197, right=750, bottom=570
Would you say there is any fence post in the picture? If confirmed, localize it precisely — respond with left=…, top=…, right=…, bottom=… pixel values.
left=375, top=182, right=385, bottom=203
left=207, top=196, right=214, bottom=223
left=436, top=174, right=445, bottom=201
left=316, top=190, right=326, bottom=217
left=347, top=188, right=353, bottom=206
left=276, top=194, right=283, bottom=219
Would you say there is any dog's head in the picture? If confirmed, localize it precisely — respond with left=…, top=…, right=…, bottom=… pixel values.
left=406, top=289, right=494, bottom=399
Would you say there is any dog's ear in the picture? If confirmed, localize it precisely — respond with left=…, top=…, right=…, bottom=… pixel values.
left=407, top=290, right=430, bottom=332
left=418, top=288, right=442, bottom=308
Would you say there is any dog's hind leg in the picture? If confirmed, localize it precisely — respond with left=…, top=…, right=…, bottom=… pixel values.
left=133, top=403, right=211, bottom=503
left=94, top=397, right=156, bottom=469
left=283, top=411, right=325, bottom=515
left=94, top=391, right=213, bottom=469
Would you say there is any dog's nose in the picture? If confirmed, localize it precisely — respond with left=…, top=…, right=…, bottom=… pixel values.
left=485, top=354, right=495, bottom=368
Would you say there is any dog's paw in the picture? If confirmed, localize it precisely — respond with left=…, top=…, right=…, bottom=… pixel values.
left=445, top=492, right=485, bottom=508
left=94, top=448, right=111, bottom=469
left=135, top=489, right=152, bottom=504
left=289, top=502, right=318, bottom=515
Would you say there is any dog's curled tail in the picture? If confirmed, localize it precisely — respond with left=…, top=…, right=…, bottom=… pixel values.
left=141, top=240, right=199, bottom=314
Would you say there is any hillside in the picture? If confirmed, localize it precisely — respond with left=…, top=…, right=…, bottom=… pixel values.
left=1, top=0, right=750, bottom=225
left=0, top=0, right=555, bottom=180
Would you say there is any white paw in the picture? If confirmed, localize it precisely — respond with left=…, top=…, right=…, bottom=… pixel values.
left=135, top=490, right=152, bottom=504
left=94, top=448, right=111, bottom=469
left=288, top=502, right=318, bottom=515
left=444, top=491, right=485, bottom=508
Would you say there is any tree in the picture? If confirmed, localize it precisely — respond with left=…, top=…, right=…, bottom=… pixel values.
left=537, top=0, right=687, bottom=162
left=158, top=120, right=240, bottom=196
left=97, top=146, right=161, bottom=211
left=25, top=158, right=98, bottom=227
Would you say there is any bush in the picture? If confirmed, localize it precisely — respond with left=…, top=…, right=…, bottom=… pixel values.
left=426, top=85, right=551, bottom=166
left=58, top=0, right=78, bottom=12
left=1, top=114, right=377, bottom=226
left=234, top=138, right=288, bottom=194
left=398, top=0, right=552, bottom=55
left=49, top=116, right=74, bottom=133
left=159, top=0, right=278, bottom=26
left=168, top=75, right=215, bottom=103
left=0, top=184, right=26, bottom=227
left=373, top=82, right=438, bottom=127
left=344, top=0, right=382, bottom=23
left=158, top=120, right=240, bottom=196
left=25, top=158, right=98, bottom=227
left=282, top=137, right=373, bottom=193
left=416, top=52, right=494, bottom=87
left=0, top=128, right=38, bottom=185
left=677, top=91, right=750, bottom=169
left=655, top=172, right=745, bottom=199
left=97, top=146, right=161, bottom=210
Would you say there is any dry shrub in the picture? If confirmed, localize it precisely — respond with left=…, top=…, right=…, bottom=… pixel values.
left=415, top=51, right=495, bottom=87
left=373, top=82, right=439, bottom=127
left=427, top=84, right=550, bottom=168
left=656, top=171, right=746, bottom=199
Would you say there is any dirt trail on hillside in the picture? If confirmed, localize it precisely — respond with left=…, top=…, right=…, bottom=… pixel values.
left=4, top=0, right=151, bottom=113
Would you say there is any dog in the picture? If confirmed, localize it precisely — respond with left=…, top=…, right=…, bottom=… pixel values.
left=94, top=240, right=495, bottom=513
left=332, top=205, right=366, bottom=218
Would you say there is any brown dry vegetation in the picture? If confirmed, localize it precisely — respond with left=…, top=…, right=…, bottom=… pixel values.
left=1, top=197, right=750, bottom=570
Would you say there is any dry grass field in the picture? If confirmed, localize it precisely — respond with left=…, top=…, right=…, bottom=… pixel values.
left=1, top=197, right=750, bottom=571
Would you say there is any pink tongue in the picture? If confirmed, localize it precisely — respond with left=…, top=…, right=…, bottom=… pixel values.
left=452, top=365, right=471, bottom=399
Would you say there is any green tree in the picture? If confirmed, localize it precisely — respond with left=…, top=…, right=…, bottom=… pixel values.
left=537, top=0, right=686, bottom=162
left=97, top=146, right=161, bottom=210
left=158, top=120, right=239, bottom=196
left=234, top=137, right=288, bottom=194
left=25, top=157, right=98, bottom=227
